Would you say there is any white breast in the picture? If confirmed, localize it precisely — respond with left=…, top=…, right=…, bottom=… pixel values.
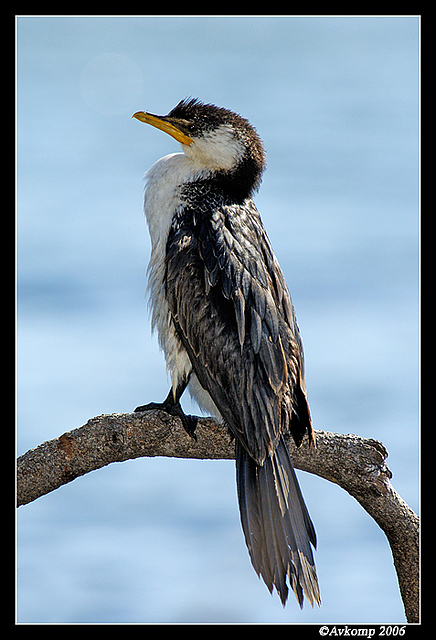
left=143, top=152, right=221, bottom=418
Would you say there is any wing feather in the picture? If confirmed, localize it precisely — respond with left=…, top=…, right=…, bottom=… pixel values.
left=165, top=192, right=312, bottom=463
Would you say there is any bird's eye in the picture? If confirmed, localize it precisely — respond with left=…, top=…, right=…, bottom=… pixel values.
left=187, top=123, right=196, bottom=133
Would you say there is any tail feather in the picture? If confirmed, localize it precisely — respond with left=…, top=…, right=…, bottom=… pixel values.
left=236, top=437, right=320, bottom=607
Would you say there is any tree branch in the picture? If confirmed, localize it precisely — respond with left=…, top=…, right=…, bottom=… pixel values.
left=16, top=411, right=419, bottom=623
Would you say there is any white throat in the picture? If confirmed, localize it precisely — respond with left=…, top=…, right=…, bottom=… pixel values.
left=183, top=124, right=245, bottom=171
left=143, top=152, right=199, bottom=247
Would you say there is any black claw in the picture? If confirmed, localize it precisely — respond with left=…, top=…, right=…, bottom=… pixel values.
left=134, top=397, right=198, bottom=441
left=181, top=414, right=198, bottom=441
left=134, top=402, right=163, bottom=413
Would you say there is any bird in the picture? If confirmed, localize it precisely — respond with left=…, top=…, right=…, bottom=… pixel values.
left=132, top=98, right=321, bottom=608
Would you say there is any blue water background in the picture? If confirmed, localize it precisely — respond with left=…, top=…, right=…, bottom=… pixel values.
left=16, top=16, right=419, bottom=623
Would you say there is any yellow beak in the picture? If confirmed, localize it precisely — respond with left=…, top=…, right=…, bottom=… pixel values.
left=132, top=111, right=193, bottom=146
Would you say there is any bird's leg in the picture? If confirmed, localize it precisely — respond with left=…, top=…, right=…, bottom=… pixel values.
left=134, top=374, right=198, bottom=440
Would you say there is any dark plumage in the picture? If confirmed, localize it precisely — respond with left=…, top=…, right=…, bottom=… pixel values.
left=133, top=99, right=320, bottom=607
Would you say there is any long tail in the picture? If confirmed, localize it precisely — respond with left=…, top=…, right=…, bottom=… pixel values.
left=236, top=437, right=321, bottom=607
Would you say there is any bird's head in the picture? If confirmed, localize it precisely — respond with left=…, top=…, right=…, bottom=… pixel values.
left=133, top=98, right=266, bottom=197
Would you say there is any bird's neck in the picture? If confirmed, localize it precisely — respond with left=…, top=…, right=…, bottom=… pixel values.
left=143, top=150, right=258, bottom=250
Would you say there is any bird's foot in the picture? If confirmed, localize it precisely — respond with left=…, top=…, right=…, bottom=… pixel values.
left=134, top=395, right=198, bottom=441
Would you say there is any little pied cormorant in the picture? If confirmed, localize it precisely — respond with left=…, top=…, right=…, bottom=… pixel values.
left=132, top=98, right=320, bottom=608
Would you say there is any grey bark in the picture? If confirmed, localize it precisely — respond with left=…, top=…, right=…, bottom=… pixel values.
left=16, top=410, right=419, bottom=623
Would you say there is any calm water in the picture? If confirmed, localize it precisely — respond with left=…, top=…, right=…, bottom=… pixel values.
left=17, top=16, right=419, bottom=623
